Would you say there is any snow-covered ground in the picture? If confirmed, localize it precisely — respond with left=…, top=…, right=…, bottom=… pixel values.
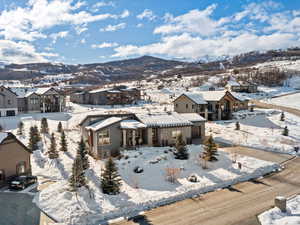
left=264, top=92, right=300, bottom=110
left=34, top=145, right=279, bottom=224
left=259, top=195, right=300, bottom=225
left=207, top=109, right=300, bottom=154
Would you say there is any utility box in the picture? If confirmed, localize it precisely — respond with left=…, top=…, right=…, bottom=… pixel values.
left=275, top=196, right=287, bottom=212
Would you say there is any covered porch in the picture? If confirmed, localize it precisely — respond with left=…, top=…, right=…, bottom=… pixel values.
left=120, top=120, right=147, bottom=149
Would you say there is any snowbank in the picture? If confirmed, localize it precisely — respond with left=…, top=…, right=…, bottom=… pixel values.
left=259, top=195, right=300, bottom=225
left=34, top=145, right=279, bottom=224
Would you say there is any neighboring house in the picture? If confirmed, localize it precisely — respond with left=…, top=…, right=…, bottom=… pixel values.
left=226, top=80, right=258, bottom=93
left=80, top=112, right=206, bottom=159
left=0, top=132, right=31, bottom=185
left=70, top=85, right=141, bottom=105
left=12, top=86, right=66, bottom=114
left=36, top=87, right=65, bottom=113
left=174, top=91, right=249, bottom=120
left=17, top=91, right=41, bottom=114
left=173, top=93, right=208, bottom=119
left=0, top=86, right=18, bottom=117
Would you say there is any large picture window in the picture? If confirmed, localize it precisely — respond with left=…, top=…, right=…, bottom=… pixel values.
left=98, top=129, right=110, bottom=145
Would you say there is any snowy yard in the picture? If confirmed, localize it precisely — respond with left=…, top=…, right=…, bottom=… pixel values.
left=33, top=143, right=278, bottom=224
left=207, top=109, right=300, bottom=154
left=259, top=195, right=300, bottom=225
left=264, top=92, right=300, bottom=110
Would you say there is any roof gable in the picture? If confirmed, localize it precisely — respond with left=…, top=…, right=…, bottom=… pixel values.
left=174, top=93, right=207, bottom=105
left=0, top=132, right=31, bottom=153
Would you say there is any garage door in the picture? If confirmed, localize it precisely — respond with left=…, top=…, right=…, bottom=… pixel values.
left=6, top=110, right=15, bottom=116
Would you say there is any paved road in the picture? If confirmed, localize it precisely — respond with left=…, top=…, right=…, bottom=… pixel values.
left=221, top=146, right=293, bottom=164
left=113, top=152, right=300, bottom=225
left=0, top=192, right=54, bottom=225
left=252, top=100, right=300, bottom=117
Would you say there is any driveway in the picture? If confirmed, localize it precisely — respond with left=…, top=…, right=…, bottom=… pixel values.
left=0, top=192, right=54, bottom=225
left=112, top=150, right=300, bottom=225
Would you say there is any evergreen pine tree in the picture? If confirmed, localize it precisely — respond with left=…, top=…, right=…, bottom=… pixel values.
left=280, top=112, right=285, bottom=121
left=60, top=131, right=68, bottom=152
left=282, top=126, right=289, bottom=136
left=101, top=157, right=122, bottom=195
left=235, top=121, right=240, bottom=130
left=173, top=133, right=189, bottom=160
left=203, top=135, right=218, bottom=161
left=48, top=133, right=59, bottom=159
left=33, top=125, right=41, bottom=142
left=69, top=154, right=86, bottom=191
left=41, top=117, right=49, bottom=134
left=77, top=138, right=89, bottom=170
left=28, top=126, right=38, bottom=151
left=57, top=121, right=63, bottom=133
left=17, top=121, right=24, bottom=135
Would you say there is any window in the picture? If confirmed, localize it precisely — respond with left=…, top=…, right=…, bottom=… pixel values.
left=7, top=99, right=11, bottom=105
left=98, top=129, right=110, bottom=145
left=192, top=104, right=194, bottom=109
left=16, top=161, right=26, bottom=175
left=175, top=103, right=178, bottom=108
left=172, top=130, right=182, bottom=138
left=186, top=104, right=188, bottom=109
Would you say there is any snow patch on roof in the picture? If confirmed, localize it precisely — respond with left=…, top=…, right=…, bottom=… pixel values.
left=136, top=112, right=193, bottom=128
left=85, top=117, right=123, bottom=131
left=181, top=93, right=207, bottom=104
left=0, top=132, right=8, bottom=143
left=120, top=120, right=146, bottom=129
left=178, top=113, right=206, bottom=122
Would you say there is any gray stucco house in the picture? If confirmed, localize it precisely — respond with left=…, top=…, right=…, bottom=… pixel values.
left=80, top=112, right=206, bottom=159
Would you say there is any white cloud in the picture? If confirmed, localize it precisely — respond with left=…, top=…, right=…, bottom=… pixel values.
left=92, top=1, right=115, bottom=12
left=80, top=38, right=86, bottom=44
left=0, top=40, right=56, bottom=64
left=100, top=23, right=126, bottom=32
left=120, top=10, right=130, bottom=18
left=153, top=4, right=228, bottom=36
left=50, top=31, right=69, bottom=44
left=113, top=2, right=300, bottom=60
left=137, top=9, right=156, bottom=21
left=136, top=23, right=143, bottom=28
left=0, top=0, right=127, bottom=41
left=113, top=32, right=298, bottom=59
left=91, top=42, right=119, bottom=48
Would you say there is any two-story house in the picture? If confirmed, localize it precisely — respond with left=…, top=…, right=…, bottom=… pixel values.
left=0, top=86, right=18, bottom=117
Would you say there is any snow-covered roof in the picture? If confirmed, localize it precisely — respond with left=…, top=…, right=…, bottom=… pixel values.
left=178, top=113, right=206, bottom=122
left=198, top=91, right=227, bottom=101
left=136, top=112, right=193, bottom=128
left=89, top=88, right=110, bottom=94
left=180, top=93, right=207, bottom=104
left=120, top=120, right=146, bottom=129
left=231, top=92, right=251, bottom=101
left=85, top=117, right=123, bottom=131
left=35, top=87, right=53, bottom=95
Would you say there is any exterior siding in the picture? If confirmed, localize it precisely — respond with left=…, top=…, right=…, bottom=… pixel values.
left=0, top=137, right=31, bottom=181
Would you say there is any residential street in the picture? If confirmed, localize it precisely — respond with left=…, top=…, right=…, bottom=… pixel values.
left=113, top=151, right=299, bottom=225
left=0, top=192, right=54, bottom=225
left=252, top=99, right=300, bottom=117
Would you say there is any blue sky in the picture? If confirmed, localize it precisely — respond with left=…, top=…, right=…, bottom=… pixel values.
left=0, top=0, right=299, bottom=64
